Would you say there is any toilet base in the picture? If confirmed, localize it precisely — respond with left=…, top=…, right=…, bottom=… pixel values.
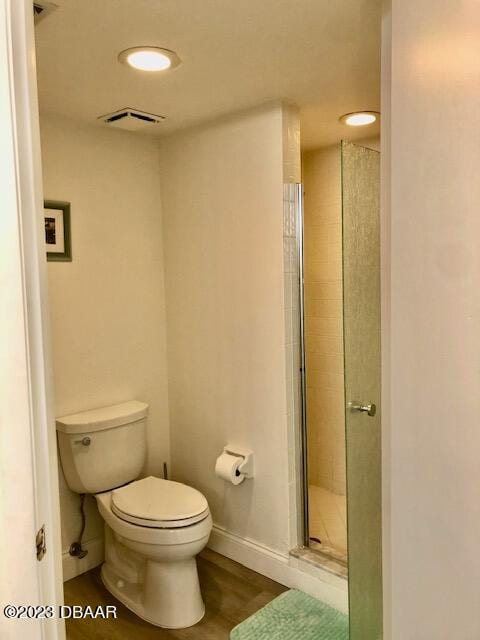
left=94, top=500, right=212, bottom=629
left=101, top=561, right=206, bottom=629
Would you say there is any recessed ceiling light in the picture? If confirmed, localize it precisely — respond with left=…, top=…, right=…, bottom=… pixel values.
left=118, top=47, right=181, bottom=72
left=340, top=111, right=379, bottom=126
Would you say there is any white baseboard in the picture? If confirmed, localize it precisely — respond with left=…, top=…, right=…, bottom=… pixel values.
left=62, top=536, right=104, bottom=582
left=62, top=528, right=348, bottom=613
left=208, top=525, right=348, bottom=614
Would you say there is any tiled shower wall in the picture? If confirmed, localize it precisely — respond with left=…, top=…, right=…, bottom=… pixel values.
left=281, top=104, right=303, bottom=548
left=283, top=183, right=303, bottom=547
left=302, top=145, right=346, bottom=496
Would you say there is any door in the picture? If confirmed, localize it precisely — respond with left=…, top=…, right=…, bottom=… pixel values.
left=0, top=2, right=64, bottom=639
left=342, top=141, right=382, bottom=639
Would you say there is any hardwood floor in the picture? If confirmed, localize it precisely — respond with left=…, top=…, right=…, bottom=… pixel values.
left=63, top=549, right=287, bottom=639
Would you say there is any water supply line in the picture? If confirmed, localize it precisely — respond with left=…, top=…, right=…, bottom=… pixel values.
left=69, top=493, right=88, bottom=559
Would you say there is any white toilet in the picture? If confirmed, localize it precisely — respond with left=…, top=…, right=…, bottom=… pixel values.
left=56, top=400, right=212, bottom=629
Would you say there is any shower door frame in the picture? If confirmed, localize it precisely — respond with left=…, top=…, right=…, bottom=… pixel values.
left=294, top=183, right=311, bottom=549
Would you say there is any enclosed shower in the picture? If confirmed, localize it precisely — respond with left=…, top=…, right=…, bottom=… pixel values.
left=300, top=140, right=382, bottom=639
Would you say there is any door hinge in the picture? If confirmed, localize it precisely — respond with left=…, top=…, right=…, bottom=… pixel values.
left=36, top=524, right=46, bottom=561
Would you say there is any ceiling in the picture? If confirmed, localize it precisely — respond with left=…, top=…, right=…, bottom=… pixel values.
left=34, top=0, right=381, bottom=149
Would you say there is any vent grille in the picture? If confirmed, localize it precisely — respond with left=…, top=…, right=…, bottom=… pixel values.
left=33, top=1, right=57, bottom=24
left=98, top=108, right=166, bottom=132
left=105, top=112, right=157, bottom=125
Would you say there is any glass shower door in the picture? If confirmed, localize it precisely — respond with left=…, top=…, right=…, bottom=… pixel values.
left=342, top=141, right=382, bottom=639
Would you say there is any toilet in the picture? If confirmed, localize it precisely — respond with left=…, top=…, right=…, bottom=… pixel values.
left=56, top=401, right=212, bottom=629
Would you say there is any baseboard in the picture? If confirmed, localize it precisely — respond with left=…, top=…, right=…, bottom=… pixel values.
left=62, top=528, right=348, bottom=612
left=208, top=525, right=348, bottom=613
left=62, top=536, right=104, bottom=582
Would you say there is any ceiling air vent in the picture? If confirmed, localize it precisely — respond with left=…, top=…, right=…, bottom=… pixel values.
left=99, top=108, right=166, bottom=132
left=33, top=1, right=57, bottom=24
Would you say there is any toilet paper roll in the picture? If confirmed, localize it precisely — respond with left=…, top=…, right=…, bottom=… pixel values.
left=215, top=452, right=245, bottom=485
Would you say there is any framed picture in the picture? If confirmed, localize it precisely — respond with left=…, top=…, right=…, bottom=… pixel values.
left=44, top=200, right=72, bottom=262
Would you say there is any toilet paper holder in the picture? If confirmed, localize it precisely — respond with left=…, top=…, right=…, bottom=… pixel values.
left=222, top=445, right=254, bottom=478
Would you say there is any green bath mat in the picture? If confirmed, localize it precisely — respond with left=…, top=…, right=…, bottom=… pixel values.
left=230, top=589, right=348, bottom=640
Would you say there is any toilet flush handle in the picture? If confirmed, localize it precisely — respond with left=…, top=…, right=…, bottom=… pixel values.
left=74, top=436, right=91, bottom=446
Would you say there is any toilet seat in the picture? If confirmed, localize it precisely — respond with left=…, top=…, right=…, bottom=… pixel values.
left=111, top=476, right=209, bottom=529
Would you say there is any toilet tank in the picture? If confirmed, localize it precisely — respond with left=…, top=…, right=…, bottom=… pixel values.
left=56, top=401, right=148, bottom=494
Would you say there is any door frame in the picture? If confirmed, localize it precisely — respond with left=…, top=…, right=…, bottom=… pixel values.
left=0, top=1, right=64, bottom=638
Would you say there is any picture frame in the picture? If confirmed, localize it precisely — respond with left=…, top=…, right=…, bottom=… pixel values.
left=44, top=200, right=72, bottom=262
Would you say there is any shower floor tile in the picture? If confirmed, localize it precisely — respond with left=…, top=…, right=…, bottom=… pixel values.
left=309, top=485, right=348, bottom=563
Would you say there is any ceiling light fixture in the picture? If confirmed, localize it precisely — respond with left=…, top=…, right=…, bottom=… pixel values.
left=118, top=47, right=181, bottom=72
left=339, top=111, right=379, bottom=126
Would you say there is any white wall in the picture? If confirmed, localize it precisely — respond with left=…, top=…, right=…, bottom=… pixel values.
left=40, top=116, right=170, bottom=560
left=383, top=1, right=480, bottom=637
left=160, top=103, right=293, bottom=555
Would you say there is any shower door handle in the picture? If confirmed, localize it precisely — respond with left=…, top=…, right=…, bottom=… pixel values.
left=348, top=401, right=376, bottom=417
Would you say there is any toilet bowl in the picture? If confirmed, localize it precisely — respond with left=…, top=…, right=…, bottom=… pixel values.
left=96, top=477, right=212, bottom=628
left=55, top=401, right=212, bottom=629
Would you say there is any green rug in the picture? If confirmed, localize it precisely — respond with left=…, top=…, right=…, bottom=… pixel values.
left=230, top=589, right=348, bottom=640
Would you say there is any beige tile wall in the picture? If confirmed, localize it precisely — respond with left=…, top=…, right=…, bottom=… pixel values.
left=303, top=145, right=346, bottom=495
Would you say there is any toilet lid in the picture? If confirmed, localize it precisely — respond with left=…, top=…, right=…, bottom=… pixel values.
left=111, top=476, right=209, bottom=529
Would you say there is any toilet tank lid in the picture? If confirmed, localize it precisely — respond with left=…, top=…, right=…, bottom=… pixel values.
left=56, top=401, right=149, bottom=434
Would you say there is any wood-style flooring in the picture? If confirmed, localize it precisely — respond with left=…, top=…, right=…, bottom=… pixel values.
left=63, top=548, right=287, bottom=639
